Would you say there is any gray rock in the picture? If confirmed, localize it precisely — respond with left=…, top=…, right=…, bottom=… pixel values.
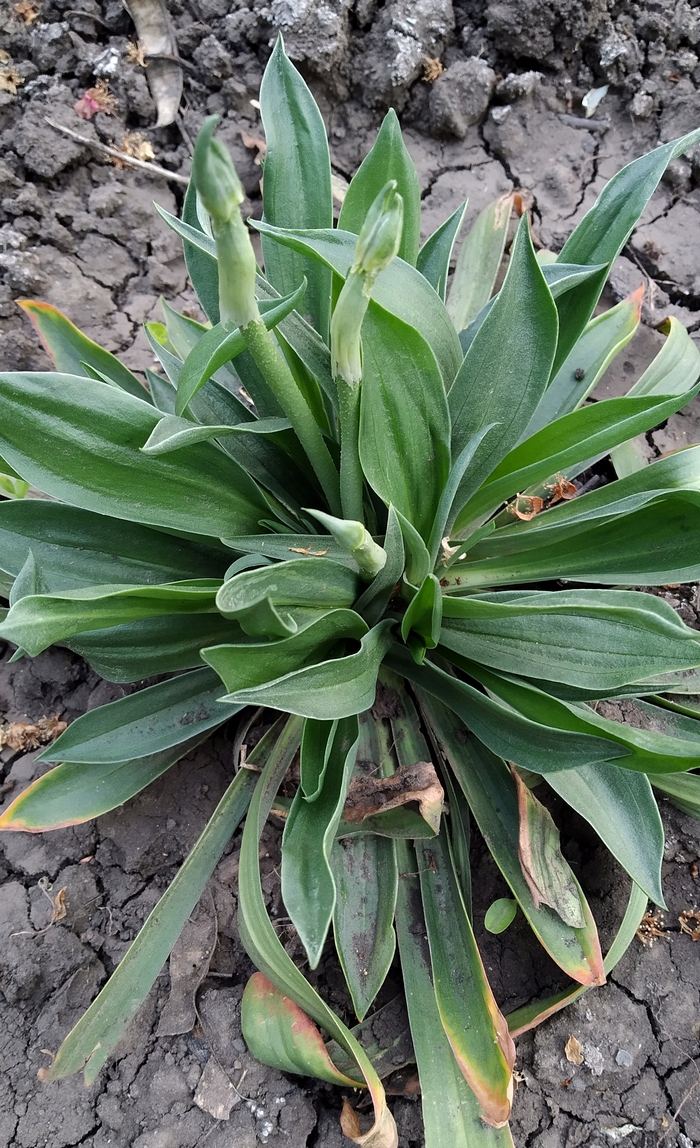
left=429, top=57, right=497, bottom=138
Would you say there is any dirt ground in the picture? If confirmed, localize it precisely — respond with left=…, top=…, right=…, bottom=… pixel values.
left=1, top=1, right=700, bottom=1145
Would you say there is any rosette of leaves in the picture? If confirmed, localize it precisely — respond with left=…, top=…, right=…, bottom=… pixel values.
left=2, top=37, right=700, bottom=1146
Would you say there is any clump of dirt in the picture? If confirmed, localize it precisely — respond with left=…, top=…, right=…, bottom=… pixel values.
left=2, top=1, right=700, bottom=1145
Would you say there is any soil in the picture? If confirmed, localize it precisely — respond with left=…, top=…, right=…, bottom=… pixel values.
left=1, top=0, right=700, bottom=1145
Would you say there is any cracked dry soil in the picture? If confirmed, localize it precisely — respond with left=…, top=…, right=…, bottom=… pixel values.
left=2, top=0, right=700, bottom=1145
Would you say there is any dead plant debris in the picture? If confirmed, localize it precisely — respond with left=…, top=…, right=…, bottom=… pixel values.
left=422, top=56, right=445, bottom=82
left=13, top=0, right=40, bottom=23
left=125, top=40, right=149, bottom=67
left=679, top=908, right=700, bottom=941
left=564, top=1034, right=584, bottom=1065
left=110, top=132, right=155, bottom=167
left=74, top=78, right=118, bottom=120
left=636, top=910, right=668, bottom=947
left=0, top=715, right=67, bottom=751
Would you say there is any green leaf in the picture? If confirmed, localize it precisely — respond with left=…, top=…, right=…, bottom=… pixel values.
left=418, top=693, right=606, bottom=987
left=241, top=973, right=362, bottom=1086
left=359, top=309, right=450, bottom=540
left=388, top=647, right=629, bottom=775
left=394, top=837, right=516, bottom=1148
left=543, top=761, right=665, bottom=906
left=182, top=180, right=220, bottom=324
left=17, top=300, right=148, bottom=401
left=215, top=557, right=361, bottom=637
left=466, top=663, right=700, bottom=776
left=42, top=764, right=256, bottom=1084
left=282, top=717, right=360, bottom=967
left=0, top=501, right=228, bottom=590
left=141, top=413, right=292, bottom=455
left=259, top=36, right=333, bottom=339
left=553, top=128, right=700, bottom=372
left=417, top=202, right=467, bottom=301
left=332, top=834, right=398, bottom=1019
left=216, top=619, right=395, bottom=720
left=332, top=714, right=398, bottom=1019
left=202, top=609, right=368, bottom=693
left=237, top=715, right=398, bottom=1144
left=651, top=770, right=700, bottom=818
left=39, top=668, right=241, bottom=764
left=629, top=316, right=700, bottom=398
left=459, top=387, right=697, bottom=527
left=174, top=284, right=306, bottom=415
left=448, top=216, right=558, bottom=512
left=420, top=830, right=515, bottom=1127
left=446, top=194, right=513, bottom=332
left=428, top=424, right=496, bottom=559
left=0, top=734, right=209, bottom=831
left=505, top=881, right=648, bottom=1037
left=339, top=109, right=421, bottom=266
left=251, top=221, right=463, bottom=388
left=484, top=899, right=517, bottom=935
left=525, top=289, right=642, bottom=437
left=219, top=531, right=357, bottom=568
left=440, top=589, right=700, bottom=691
left=0, top=579, right=220, bottom=657
left=0, top=373, right=268, bottom=538
left=401, top=574, right=442, bottom=662
left=65, top=613, right=243, bottom=684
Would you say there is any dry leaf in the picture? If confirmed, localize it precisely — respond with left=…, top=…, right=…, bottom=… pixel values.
left=340, top=1098, right=398, bottom=1148
left=110, top=132, right=155, bottom=168
left=422, top=56, right=444, bottom=82
left=507, top=494, right=544, bottom=521
left=241, top=129, right=266, bottom=165
left=0, top=715, right=67, bottom=751
left=288, top=546, right=329, bottom=557
left=343, top=761, right=444, bottom=834
left=124, top=0, right=182, bottom=127
left=679, top=908, right=700, bottom=941
left=0, top=65, right=24, bottom=95
left=157, top=895, right=218, bottom=1036
left=545, top=475, right=577, bottom=504
left=125, top=40, right=148, bottom=67
left=193, top=1059, right=239, bottom=1120
left=564, top=1034, right=584, bottom=1065
left=14, top=0, right=40, bottom=23
left=51, top=887, right=67, bottom=923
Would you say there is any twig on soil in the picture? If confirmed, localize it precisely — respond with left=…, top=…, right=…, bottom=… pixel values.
left=559, top=114, right=610, bottom=132
left=43, top=118, right=190, bottom=185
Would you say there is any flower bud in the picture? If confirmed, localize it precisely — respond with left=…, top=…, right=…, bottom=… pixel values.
left=353, top=180, right=404, bottom=281
left=330, top=270, right=366, bottom=386
left=192, top=115, right=245, bottom=225
left=306, top=509, right=387, bottom=579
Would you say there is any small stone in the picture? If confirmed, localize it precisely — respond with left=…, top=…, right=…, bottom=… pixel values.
left=496, top=71, right=543, bottom=102
left=629, top=92, right=654, bottom=119
left=490, top=105, right=511, bottom=125
left=429, top=57, right=497, bottom=139
left=583, top=1043, right=605, bottom=1076
left=616, top=1049, right=634, bottom=1068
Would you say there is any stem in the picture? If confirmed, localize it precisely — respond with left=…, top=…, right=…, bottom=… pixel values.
left=242, top=319, right=341, bottom=516
left=337, top=379, right=364, bottom=521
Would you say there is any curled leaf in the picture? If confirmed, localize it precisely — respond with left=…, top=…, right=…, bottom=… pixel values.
left=340, top=1097, right=399, bottom=1148
left=511, top=766, right=585, bottom=929
left=343, top=761, right=444, bottom=835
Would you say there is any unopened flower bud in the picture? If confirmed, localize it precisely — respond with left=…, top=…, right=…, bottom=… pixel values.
left=331, top=182, right=404, bottom=384
left=353, top=180, right=404, bottom=281
left=192, top=115, right=245, bottom=224
left=306, top=509, right=387, bottom=579
left=191, top=116, right=259, bottom=330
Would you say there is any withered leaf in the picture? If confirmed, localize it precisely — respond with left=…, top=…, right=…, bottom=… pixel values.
left=343, top=761, right=444, bottom=834
left=564, top=1034, right=584, bottom=1065
left=123, top=0, right=182, bottom=127
left=679, top=908, right=700, bottom=942
left=157, top=895, right=217, bottom=1036
left=0, top=715, right=67, bottom=751
left=340, top=1098, right=398, bottom=1148
left=511, top=765, right=586, bottom=929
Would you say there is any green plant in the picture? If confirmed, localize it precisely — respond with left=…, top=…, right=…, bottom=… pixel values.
left=2, top=36, right=700, bottom=1145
